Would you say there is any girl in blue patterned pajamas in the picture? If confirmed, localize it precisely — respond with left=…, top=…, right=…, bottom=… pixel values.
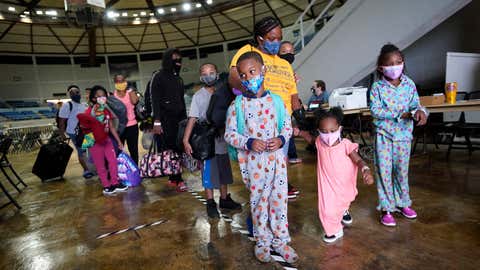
left=370, top=44, right=428, bottom=227
left=224, top=51, right=298, bottom=264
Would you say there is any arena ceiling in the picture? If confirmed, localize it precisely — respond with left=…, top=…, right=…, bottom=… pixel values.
left=0, top=0, right=342, bottom=54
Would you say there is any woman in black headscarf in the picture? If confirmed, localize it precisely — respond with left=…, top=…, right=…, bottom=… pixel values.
left=149, top=48, right=188, bottom=192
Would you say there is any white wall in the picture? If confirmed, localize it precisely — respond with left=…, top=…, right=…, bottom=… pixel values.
left=293, top=0, right=472, bottom=101
left=402, top=0, right=480, bottom=90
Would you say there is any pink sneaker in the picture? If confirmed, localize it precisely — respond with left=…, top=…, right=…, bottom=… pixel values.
left=381, top=212, right=396, bottom=227
left=399, top=207, right=417, bottom=219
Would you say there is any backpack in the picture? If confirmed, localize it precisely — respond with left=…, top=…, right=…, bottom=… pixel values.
left=106, top=96, right=127, bottom=135
left=227, top=93, right=285, bottom=161
left=206, top=73, right=234, bottom=129
left=56, top=101, right=84, bottom=147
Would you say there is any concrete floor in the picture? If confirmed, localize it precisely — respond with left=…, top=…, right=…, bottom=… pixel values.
left=0, top=140, right=479, bottom=270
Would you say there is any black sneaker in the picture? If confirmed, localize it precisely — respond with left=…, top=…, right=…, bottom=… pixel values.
left=206, top=199, right=220, bottom=218
left=342, top=210, right=352, bottom=225
left=102, top=186, right=116, bottom=195
left=114, top=183, right=128, bottom=192
left=219, top=194, right=242, bottom=210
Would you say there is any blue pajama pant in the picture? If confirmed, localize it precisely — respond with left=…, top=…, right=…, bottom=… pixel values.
left=374, top=133, right=412, bottom=212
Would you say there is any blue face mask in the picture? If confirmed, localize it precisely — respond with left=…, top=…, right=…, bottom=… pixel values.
left=262, top=40, right=281, bottom=55
left=241, top=74, right=264, bottom=94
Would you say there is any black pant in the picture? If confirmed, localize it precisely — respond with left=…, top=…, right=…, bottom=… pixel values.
left=288, top=137, right=298, bottom=159
left=120, top=125, right=139, bottom=165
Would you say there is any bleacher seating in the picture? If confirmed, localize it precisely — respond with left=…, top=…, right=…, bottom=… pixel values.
left=6, top=101, right=40, bottom=108
left=0, top=111, right=42, bottom=121
left=38, top=109, right=56, bottom=118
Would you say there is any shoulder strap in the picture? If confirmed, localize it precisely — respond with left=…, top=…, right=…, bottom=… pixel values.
left=270, top=93, right=285, bottom=133
left=234, top=95, right=245, bottom=134
left=149, top=71, right=159, bottom=117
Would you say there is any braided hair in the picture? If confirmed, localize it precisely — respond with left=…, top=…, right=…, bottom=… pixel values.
left=253, top=16, right=280, bottom=44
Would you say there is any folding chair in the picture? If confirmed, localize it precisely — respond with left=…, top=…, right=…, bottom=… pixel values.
left=0, top=137, right=27, bottom=193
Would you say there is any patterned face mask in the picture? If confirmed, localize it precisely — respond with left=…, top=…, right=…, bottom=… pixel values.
left=200, top=74, right=218, bottom=86
left=241, top=74, right=264, bottom=94
left=96, top=96, right=107, bottom=105
left=381, top=63, right=404, bottom=80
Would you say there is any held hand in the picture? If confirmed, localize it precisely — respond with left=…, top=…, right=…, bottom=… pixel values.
left=293, top=127, right=300, bottom=137
left=183, top=141, right=193, bottom=157
left=414, top=110, right=428, bottom=126
left=251, top=139, right=267, bottom=153
left=294, top=73, right=301, bottom=83
left=400, top=112, right=413, bottom=120
left=117, top=141, right=124, bottom=151
left=153, top=125, right=163, bottom=135
left=362, top=169, right=374, bottom=185
left=267, top=138, right=283, bottom=152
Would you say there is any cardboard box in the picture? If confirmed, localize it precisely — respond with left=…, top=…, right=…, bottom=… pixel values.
left=420, top=94, right=445, bottom=106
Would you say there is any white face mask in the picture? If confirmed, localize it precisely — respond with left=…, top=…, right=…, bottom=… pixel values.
left=97, top=96, right=107, bottom=105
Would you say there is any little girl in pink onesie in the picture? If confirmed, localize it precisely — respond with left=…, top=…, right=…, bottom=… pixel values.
left=294, top=107, right=374, bottom=243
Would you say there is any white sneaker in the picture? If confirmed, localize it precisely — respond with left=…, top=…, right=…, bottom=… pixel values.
left=323, top=229, right=344, bottom=243
left=342, top=210, right=353, bottom=225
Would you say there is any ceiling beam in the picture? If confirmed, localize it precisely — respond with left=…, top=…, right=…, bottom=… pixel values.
left=198, top=0, right=225, bottom=41
left=138, top=24, right=148, bottom=51
left=219, top=11, right=252, bottom=35
left=264, top=0, right=284, bottom=27
left=101, top=26, right=107, bottom=53
left=106, top=0, right=121, bottom=9
left=29, top=23, right=33, bottom=53
left=252, top=1, right=256, bottom=28
left=0, top=22, right=17, bottom=41
left=114, top=25, right=138, bottom=51
left=278, top=0, right=313, bottom=19
left=157, top=23, right=168, bottom=48
left=46, top=25, right=71, bottom=53
left=71, top=30, right=87, bottom=54
left=145, top=0, right=156, bottom=14
left=196, top=17, right=201, bottom=45
left=209, top=15, right=226, bottom=41
left=167, top=21, right=197, bottom=46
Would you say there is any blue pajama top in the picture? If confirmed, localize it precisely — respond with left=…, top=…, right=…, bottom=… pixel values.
left=369, top=74, right=421, bottom=141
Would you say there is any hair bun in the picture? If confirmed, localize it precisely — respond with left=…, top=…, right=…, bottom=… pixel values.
left=380, top=43, right=399, bottom=55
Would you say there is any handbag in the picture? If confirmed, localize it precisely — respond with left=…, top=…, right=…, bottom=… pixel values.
left=139, top=134, right=182, bottom=178
left=141, top=131, right=154, bottom=150
left=181, top=153, right=201, bottom=173
left=190, top=120, right=216, bottom=161
left=117, top=151, right=142, bottom=187
left=177, top=119, right=215, bottom=161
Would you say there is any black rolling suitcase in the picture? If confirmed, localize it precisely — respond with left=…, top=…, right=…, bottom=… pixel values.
left=32, top=141, right=73, bottom=182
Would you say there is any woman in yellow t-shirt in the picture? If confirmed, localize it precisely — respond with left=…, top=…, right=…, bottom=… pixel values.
left=228, top=17, right=303, bottom=198
left=228, top=16, right=301, bottom=115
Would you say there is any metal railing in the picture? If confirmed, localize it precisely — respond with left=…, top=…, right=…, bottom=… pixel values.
left=286, top=0, right=339, bottom=51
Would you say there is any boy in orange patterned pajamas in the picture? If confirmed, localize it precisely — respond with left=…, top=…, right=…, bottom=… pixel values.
left=224, top=51, right=298, bottom=264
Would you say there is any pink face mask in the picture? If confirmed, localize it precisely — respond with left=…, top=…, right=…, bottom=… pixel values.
left=381, top=63, right=404, bottom=80
left=319, top=127, right=342, bottom=146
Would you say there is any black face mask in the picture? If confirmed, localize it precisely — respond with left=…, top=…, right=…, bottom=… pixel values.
left=279, top=53, right=295, bottom=64
left=173, top=58, right=182, bottom=74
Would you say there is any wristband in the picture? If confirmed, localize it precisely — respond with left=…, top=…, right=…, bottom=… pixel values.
left=361, top=166, right=370, bottom=173
left=154, top=122, right=162, bottom=127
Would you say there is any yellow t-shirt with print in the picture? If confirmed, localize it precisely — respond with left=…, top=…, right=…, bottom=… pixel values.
left=230, top=44, right=298, bottom=114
